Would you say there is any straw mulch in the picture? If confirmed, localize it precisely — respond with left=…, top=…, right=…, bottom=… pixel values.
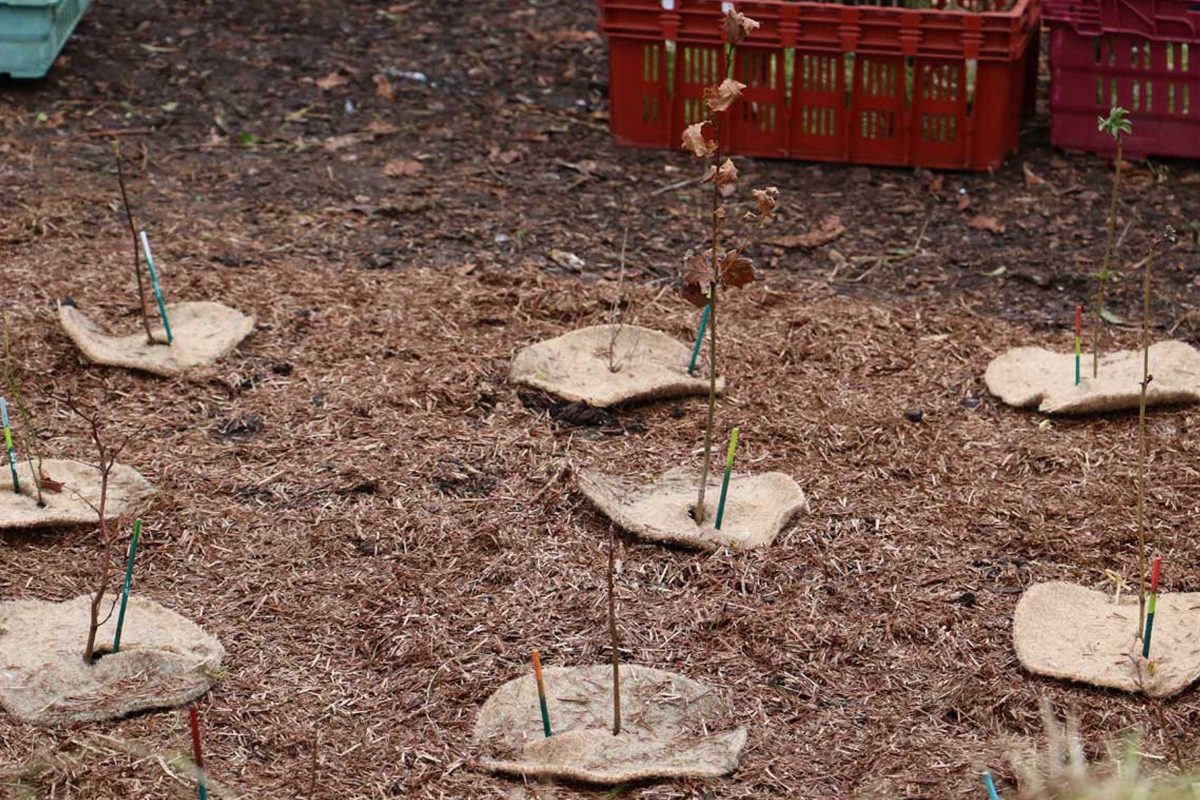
left=3, top=0, right=1200, bottom=797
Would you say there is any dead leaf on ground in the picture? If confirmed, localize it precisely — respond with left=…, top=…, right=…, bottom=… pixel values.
left=373, top=74, right=395, bottom=101
left=315, top=72, right=349, bottom=91
left=1023, top=163, right=1047, bottom=187
left=384, top=159, right=424, bottom=178
left=39, top=471, right=64, bottom=493
left=967, top=215, right=1006, bottom=234
left=956, top=193, right=972, bottom=212
left=767, top=215, right=845, bottom=249
left=548, top=250, right=585, bottom=271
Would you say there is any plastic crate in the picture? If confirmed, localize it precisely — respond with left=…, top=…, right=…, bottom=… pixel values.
left=0, top=0, right=90, bottom=79
left=597, top=0, right=1041, bottom=170
left=1046, top=0, right=1200, bottom=159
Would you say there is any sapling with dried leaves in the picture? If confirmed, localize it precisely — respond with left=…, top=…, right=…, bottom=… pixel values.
left=1093, top=107, right=1131, bottom=377
left=52, top=389, right=140, bottom=663
left=678, top=8, right=779, bottom=524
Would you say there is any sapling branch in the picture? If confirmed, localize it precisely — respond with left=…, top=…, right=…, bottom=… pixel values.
left=1094, top=108, right=1131, bottom=377
left=2, top=315, right=44, bottom=506
left=1134, top=228, right=1173, bottom=640
left=607, top=224, right=630, bottom=373
left=607, top=526, right=621, bottom=735
left=112, top=141, right=155, bottom=345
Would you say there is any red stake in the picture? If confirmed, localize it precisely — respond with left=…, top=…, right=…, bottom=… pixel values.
left=1150, top=555, right=1162, bottom=594
left=1074, top=305, right=1082, bottom=337
left=189, top=705, right=209, bottom=800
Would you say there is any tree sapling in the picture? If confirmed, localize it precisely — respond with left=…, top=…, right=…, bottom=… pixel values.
left=1093, top=107, right=1131, bottom=377
left=112, top=140, right=156, bottom=344
left=1133, top=227, right=1174, bottom=641
left=2, top=315, right=46, bottom=506
left=679, top=8, right=779, bottom=524
left=52, top=390, right=140, bottom=663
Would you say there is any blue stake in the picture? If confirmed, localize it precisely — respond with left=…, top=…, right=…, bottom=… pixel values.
left=112, top=518, right=143, bottom=653
left=139, top=230, right=173, bottom=345
left=983, top=771, right=1001, bottom=800
left=687, top=304, right=711, bottom=376
left=0, top=397, right=19, bottom=494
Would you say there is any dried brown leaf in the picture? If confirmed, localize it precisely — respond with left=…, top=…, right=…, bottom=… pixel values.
left=704, top=79, right=746, bottom=114
left=373, top=74, right=395, bottom=101
left=967, top=214, right=1006, bottom=234
left=316, top=72, right=349, bottom=91
left=767, top=215, right=844, bottom=249
left=723, top=10, right=760, bottom=44
left=753, top=187, right=779, bottom=216
left=720, top=252, right=755, bottom=288
left=384, top=159, right=424, bottom=178
left=681, top=122, right=717, bottom=159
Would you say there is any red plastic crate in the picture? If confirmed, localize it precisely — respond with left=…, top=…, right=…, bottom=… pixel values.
left=1046, top=0, right=1200, bottom=159
left=597, top=0, right=1041, bottom=170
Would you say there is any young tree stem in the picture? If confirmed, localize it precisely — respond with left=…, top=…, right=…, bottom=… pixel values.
left=608, top=527, right=621, bottom=735
left=1135, top=239, right=1153, bottom=640
left=113, top=141, right=155, bottom=344
left=1094, top=139, right=1122, bottom=377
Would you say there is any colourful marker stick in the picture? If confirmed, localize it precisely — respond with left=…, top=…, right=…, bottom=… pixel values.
left=139, top=230, right=173, bottom=345
left=0, top=397, right=18, bottom=494
left=112, top=518, right=143, bottom=653
left=532, top=650, right=552, bottom=737
left=188, top=705, right=210, bottom=800
left=687, top=303, right=711, bottom=376
left=1074, top=305, right=1083, bottom=386
left=983, top=771, right=1001, bottom=800
left=1142, top=555, right=1163, bottom=659
left=714, top=426, right=740, bottom=530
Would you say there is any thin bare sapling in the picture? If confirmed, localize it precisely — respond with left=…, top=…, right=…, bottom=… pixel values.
left=2, top=314, right=46, bottom=506
left=52, top=389, right=140, bottom=663
left=112, top=140, right=156, bottom=344
left=1134, top=227, right=1174, bottom=640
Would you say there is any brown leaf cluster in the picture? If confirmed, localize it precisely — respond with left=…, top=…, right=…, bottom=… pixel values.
left=723, top=10, right=760, bottom=44
left=680, top=249, right=756, bottom=307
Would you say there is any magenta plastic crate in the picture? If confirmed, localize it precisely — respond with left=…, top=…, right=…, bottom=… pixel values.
left=1046, top=0, right=1200, bottom=158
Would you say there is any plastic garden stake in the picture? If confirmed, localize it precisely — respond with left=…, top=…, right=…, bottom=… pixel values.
left=0, top=397, right=18, bottom=493
left=713, top=426, right=740, bottom=530
left=112, top=518, right=143, bottom=653
left=189, top=705, right=210, bottom=800
left=983, top=771, right=1001, bottom=800
left=139, top=231, right=173, bottom=345
left=1080, top=304, right=1089, bottom=386
left=532, top=650, right=552, bottom=737
left=1142, top=555, right=1162, bottom=659
left=687, top=304, right=711, bottom=376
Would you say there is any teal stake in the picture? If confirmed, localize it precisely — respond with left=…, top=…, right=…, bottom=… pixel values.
left=983, top=771, right=1001, bottom=800
left=713, top=427, right=740, bottom=530
left=0, top=397, right=19, bottom=494
left=112, top=518, right=143, bottom=653
left=139, top=230, right=173, bottom=344
left=687, top=304, right=711, bottom=376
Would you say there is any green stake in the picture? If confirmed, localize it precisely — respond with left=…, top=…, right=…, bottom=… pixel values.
left=1142, top=555, right=1162, bottom=659
left=139, top=231, right=173, bottom=345
left=532, top=650, right=552, bottom=737
left=0, top=397, right=19, bottom=494
left=713, top=426, right=740, bottom=530
left=112, top=518, right=143, bottom=653
left=687, top=304, right=711, bottom=376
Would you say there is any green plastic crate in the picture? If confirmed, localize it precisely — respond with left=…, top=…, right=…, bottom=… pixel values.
left=0, top=0, right=90, bottom=79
